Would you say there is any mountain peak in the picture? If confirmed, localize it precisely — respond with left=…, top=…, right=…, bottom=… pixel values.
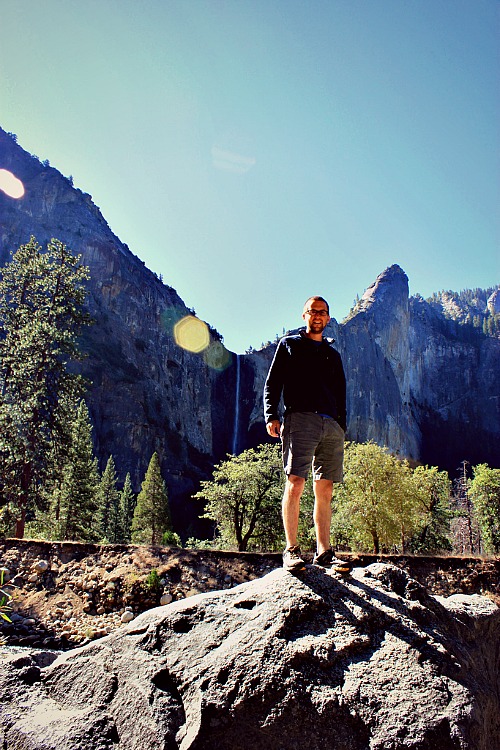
left=357, top=264, right=409, bottom=312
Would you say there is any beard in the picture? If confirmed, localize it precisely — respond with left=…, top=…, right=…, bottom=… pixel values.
left=307, top=319, right=327, bottom=333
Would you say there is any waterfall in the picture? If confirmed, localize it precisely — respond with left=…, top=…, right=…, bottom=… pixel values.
left=232, top=354, right=240, bottom=455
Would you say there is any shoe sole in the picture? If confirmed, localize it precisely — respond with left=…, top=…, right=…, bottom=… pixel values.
left=332, top=566, right=351, bottom=575
left=313, top=562, right=351, bottom=575
left=283, top=561, right=306, bottom=572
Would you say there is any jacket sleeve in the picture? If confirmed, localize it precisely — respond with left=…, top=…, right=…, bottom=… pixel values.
left=336, top=352, right=347, bottom=431
left=263, top=340, right=287, bottom=423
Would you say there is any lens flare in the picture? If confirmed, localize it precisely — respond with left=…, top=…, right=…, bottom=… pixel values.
left=174, top=315, right=210, bottom=353
left=0, top=169, right=25, bottom=199
left=166, top=309, right=232, bottom=369
left=203, top=340, right=232, bottom=371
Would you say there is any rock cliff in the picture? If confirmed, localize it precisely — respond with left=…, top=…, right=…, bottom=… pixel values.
left=1, top=563, right=499, bottom=749
left=1, top=128, right=499, bottom=531
left=0, top=129, right=243, bottom=532
left=249, top=266, right=500, bottom=470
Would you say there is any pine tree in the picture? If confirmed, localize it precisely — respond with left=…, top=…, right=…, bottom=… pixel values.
left=120, top=473, right=136, bottom=543
left=99, top=456, right=122, bottom=542
left=56, top=400, right=100, bottom=541
left=0, top=236, right=91, bottom=537
left=131, top=453, right=172, bottom=545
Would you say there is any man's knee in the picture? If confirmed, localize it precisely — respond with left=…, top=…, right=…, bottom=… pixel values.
left=284, top=474, right=306, bottom=498
left=287, top=474, right=306, bottom=487
left=313, top=478, right=334, bottom=501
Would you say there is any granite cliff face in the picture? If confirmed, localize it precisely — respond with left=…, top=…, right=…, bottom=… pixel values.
left=343, top=270, right=500, bottom=468
left=1, top=128, right=499, bottom=531
left=407, top=293, right=500, bottom=468
left=0, top=129, right=243, bottom=532
left=341, top=267, right=419, bottom=459
left=249, top=266, right=500, bottom=471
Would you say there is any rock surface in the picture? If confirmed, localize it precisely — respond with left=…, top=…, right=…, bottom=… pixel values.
left=1, top=539, right=499, bottom=651
left=1, top=563, right=499, bottom=750
left=0, top=540, right=278, bottom=648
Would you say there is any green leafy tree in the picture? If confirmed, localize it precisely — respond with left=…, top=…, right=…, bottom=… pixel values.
left=132, top=452, right=172, bottom=545
left=469, top=464, right=500, bottom=554
left=120, top=472, right=136, bottom=543
left=99, top=456, right=122, bottom=542
left=55, top=400, right=100, bottom=541
left=194, top=443, right=284, bottom=551
left=0, top=236, right=91, bottom=537
left=409, top=465, right=452, bottom=552
left=334, top=442, right=422, bottom=553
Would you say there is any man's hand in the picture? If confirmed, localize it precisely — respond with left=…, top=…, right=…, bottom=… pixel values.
left=266, top=420, right=281, bottom=438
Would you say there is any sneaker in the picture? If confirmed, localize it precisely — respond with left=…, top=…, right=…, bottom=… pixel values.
left=313, top=549, right=350, bottom=574
left=283, top=545, right=306, bottom=572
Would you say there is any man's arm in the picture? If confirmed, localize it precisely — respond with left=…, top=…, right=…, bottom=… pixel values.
left=263, top=340, right=287, bottom=435
left=336, top=352, right=347, bottom=431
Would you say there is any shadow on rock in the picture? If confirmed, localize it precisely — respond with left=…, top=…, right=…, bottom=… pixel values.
left=1, top=563, right=498, bottom=750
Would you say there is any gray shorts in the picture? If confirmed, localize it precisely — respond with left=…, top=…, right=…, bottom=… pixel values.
left=281, top=411, right=345, bottom=482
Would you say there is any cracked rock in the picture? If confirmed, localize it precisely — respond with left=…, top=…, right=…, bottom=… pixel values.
left=0, top=563, right=498, bottom=749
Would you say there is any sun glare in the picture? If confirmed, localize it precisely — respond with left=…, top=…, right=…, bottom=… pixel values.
left=0, top=169, right=25, bottom=199
left=174, top=315, right=210, bottom=354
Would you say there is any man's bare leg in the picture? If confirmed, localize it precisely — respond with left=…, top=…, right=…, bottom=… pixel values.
left=282, top=474, right=305, bottom=548
left=313, top=478, right=334, bottom=555
left=313, top=480, right=350, bottom=573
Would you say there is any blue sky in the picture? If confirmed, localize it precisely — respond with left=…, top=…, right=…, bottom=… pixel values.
left=1, top=0, right=498, bottom=353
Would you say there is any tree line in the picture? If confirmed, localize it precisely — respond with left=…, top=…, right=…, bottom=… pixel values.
left=1, top=237, right=498, bottom=554
left=0, top=237, right=175, bottom=546
left=192, top=443, right=500, bottom=556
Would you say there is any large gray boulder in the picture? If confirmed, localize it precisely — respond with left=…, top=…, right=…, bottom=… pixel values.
left=1, top=563, right=498, bottom=750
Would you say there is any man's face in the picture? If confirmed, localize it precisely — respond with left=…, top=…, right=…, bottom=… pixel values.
left=302, top=299, right=331, bottom=334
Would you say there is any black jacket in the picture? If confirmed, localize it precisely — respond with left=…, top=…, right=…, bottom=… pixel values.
left=263, top=330, right=347, bottom=430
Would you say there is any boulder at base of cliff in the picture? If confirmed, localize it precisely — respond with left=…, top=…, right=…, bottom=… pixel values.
left=0, top=563, right=498, bottom=750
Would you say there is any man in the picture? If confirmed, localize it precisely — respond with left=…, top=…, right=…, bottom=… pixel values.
left=263, top=296, right=348, bottom=573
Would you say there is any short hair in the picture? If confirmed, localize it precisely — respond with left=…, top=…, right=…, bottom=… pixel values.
left=303, top=296, right=330, bottom=314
